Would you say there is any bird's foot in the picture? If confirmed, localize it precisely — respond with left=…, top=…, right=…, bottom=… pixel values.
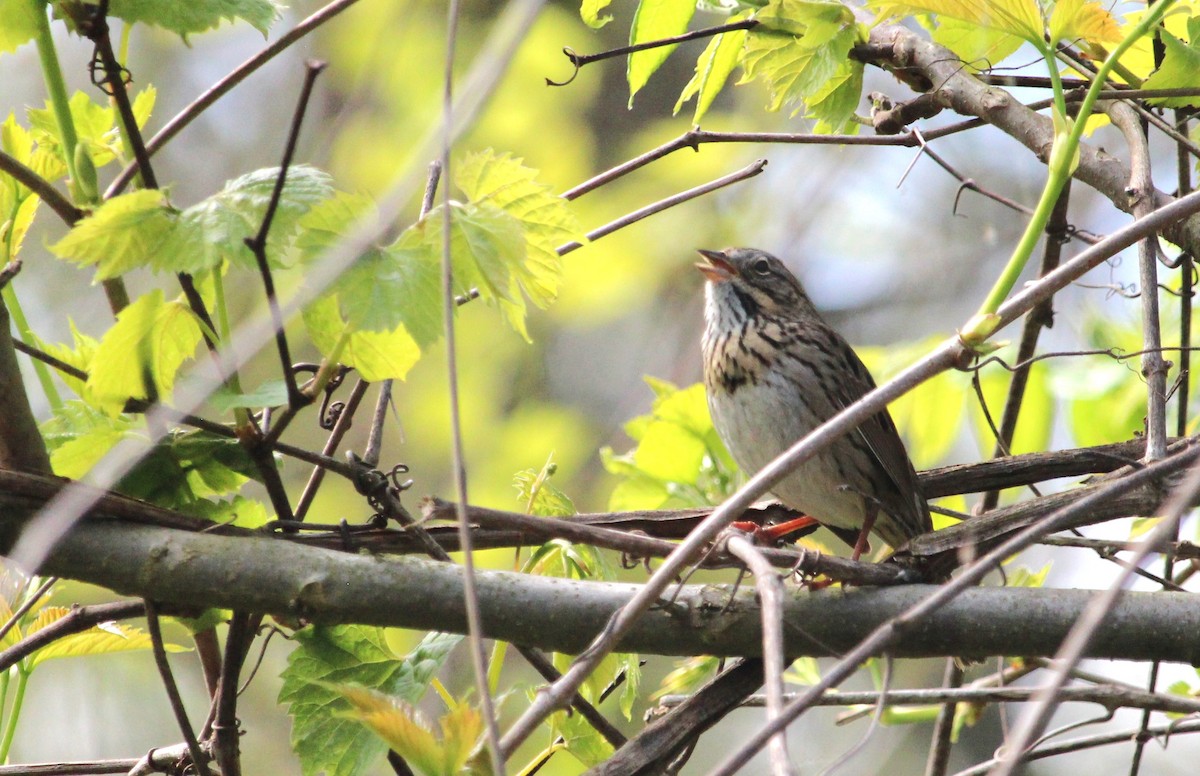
left=731, top=515, right=819, bottom=546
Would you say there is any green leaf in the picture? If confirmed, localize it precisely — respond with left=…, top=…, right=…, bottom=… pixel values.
left=31, top=322, right=101, bottom=404
left=280, top=627, right=461, bottom=776
left=513, top=457, right=577, bottom=517
left=419, top=201, right=531, bottom=338
left=807, top=58, right=864, bottom=133
left=742, top=0, right=861, bottom=119
left=51, top=189, right=177, bottom=279
left=454, top=150, right=579, bottom=309
left=870, top=0, right=1043, bottom=44
left=109, top=0, right=282, bottom=37
left=1046, top=0, right=1121, bottom=47
left=185, top=495, right=272, bottom=528
left=87, top=289, right=203, bottom=406
left=676, top=11, right=753, bottom=124
left=28, top=90, right=153, bottom=169
left=332, top=687, right=487, bottom=776
left=164, top=165, right=334, bottom=274
left=549, top=702, right=614, bottom=767
left=653, top=655, right=720, bottom=700
left=859, top=341, right=966, bottom=468
left=302, top=295, right=422, bottom=382
left=42, top=401, right=136, bottom=477
left=604, top=379, right=739, bottom=510
left=0, top=115, right=43, bottom=258
left=1142, top=27, right=1200, bottom=107
left=927, top=15, right=1023, bottom=71
left=627, top=0, right=697, bottom=104
left=635, top=420, right=708, bottom=483
left=581, top=0, right=614, bottom=28
left=0, top=0, right=41, bottom=54
left=1054, top=356, right=1143, bottom=448
left=1006, top=562, right=1050, bottom=588
left=25, top=607, right=187, bottom=668
left=300, top=193, right=443, bottom=343
left=210, top=380, right=291, bottom=411
left=43, top=401, right=263, bottom=509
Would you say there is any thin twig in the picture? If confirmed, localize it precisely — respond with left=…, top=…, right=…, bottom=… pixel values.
left=0, top=150, right=81, bottom=224
left=547, top=19, right=759, bottom=86
left=664, top=683, right=1200, bottom=715
left=293, top=379, right=370, bottom=522
left=210, top=613, right=252, bottom=776
left=87, top=5, right=224, bottom=360
left=556, top=159, right=767, bottom=255
left=0, top=577, right=55, bottom=646
left=244, top=60, right=328, bottom=410
left=952, top=718, right=1200, bottom=776
left=144, top=600, right=210, bottom=776
left=440, top=2, right=503, bottom=771
left=1109, top=101, right=1169, bottom=461
left=1133, top=108, right=1200, bottom=776
left=515, top=646, right=627, bottom=749
left=924, top=660, right=963, bottom=776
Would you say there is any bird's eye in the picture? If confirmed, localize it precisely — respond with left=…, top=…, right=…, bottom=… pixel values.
left=752, top=258, right=771, bottom=275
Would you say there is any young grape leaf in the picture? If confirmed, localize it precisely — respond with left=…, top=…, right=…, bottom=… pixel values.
left=628, top=0, right=698, bottom=104
left=331, top=686, right=486, bottom=776
left=0, top=0, right=41, bottom=54
left=24, top=607, right=186, bottom=668
left=109, top=0, right=282, bottom=38
left=1047, top=0, right=1121, bottom=48
left=280, top=627, right=461, bottom=776
left=675, top=10, right=753, bottom=124
left=581, top=0, right=615, bottom=28
left=1142, top=23, right=1200, bottom=107
left=454, top=150, right=579, bottom=308
left=51, top=189, right=177, bottom=279
left=86, top=289, right=203, bottom=406
left=741, top=0, right=861, bottom=119
left=302, top=295, right=422, bottom=382
left=870, top=0, right=1043, bottom=44
left=298, top=192, right=442, bottom=344
left=162, top=164, right=334, bottom=273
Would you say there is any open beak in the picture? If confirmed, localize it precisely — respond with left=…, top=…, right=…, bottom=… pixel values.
left=696, top=248, right=736, bottom=283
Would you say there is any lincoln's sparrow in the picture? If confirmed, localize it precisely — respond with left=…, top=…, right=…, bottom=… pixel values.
left=698, top=247, right=931, bottom=557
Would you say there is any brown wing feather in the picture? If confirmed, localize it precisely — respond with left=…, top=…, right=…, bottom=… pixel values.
left=828, top=339, right=932, bottom=542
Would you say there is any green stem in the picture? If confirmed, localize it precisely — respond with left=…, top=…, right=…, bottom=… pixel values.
left=308, top=327, right=351, bottom=398
left=0, top=666, right=30, bottom=763
left=2, top=286, right=61, bottom=411
left=210, top=267, right=249, bottom=426
left=0, top=668, right=10, bottom=758
left=973, top=0, right=1179, bottom=323
left=29, top=0, right=85, bottom=204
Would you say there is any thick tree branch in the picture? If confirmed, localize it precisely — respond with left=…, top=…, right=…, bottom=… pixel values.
left=857, top=25, right=1200, bottom=256
left=0, top=303, right=52, bottom=474
left=5, top=517, right=1200, bottom=662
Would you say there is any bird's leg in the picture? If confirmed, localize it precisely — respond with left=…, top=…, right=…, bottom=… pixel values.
left=850, top=506, right=878, bottom=561
left=731, top=516, right=819, bottom=545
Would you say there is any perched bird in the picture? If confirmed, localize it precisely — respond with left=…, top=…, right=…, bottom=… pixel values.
left=698, top=247, right=931, bottom=557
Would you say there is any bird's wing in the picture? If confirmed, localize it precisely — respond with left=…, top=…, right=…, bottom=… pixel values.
left=830, top=347, right=932, bottom=539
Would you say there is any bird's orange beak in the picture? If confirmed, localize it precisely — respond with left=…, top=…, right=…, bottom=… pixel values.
left=696, top=249, right=735, bottom=283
